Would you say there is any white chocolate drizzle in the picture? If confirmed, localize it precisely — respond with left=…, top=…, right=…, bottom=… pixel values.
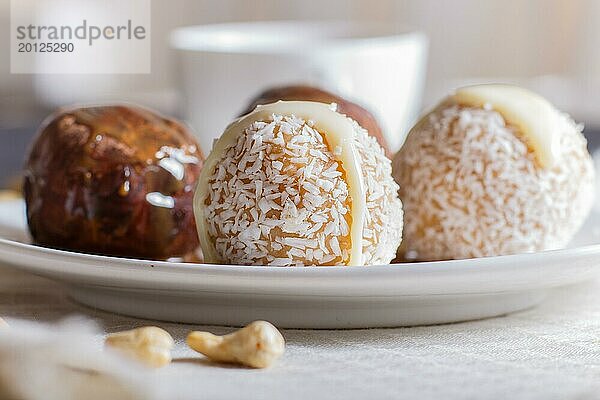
left=452, top=84, right=560, bottom=168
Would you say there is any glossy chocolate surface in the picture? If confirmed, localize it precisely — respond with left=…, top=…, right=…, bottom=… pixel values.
left=24, top=105, right=203, bottom=260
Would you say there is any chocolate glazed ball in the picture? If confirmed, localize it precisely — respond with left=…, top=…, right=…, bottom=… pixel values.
left=24, top=105, right=203, bottom=260
left=241, top=85, right=390, bottom=156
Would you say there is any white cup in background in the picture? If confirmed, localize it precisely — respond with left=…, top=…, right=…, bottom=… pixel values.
left=171, top=21, right=427, bottom=154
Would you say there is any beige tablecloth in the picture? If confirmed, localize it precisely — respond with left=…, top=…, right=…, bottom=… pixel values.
left=0, top=266, right=598, bottom=399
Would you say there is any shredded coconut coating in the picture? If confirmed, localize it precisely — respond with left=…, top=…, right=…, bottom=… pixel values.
left=204, top=113, right=403, bottom=266
left=351, top=120, right=404, bottom=265
left=392, top=105, right=595, bottom=261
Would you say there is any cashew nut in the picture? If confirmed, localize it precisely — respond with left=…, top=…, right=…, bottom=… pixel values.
left=105, top=326, right=174, bottom=368
left=187, top=321, right=285, bottom=368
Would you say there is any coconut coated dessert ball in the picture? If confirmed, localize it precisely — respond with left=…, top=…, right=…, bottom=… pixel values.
left=392, top=84, right=595, bottom=261
left=24, top=105, right=203, bottom=260
left=195, top=101, right=402, bottom=266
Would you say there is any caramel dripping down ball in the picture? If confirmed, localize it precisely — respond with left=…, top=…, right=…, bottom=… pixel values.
left=24, top=105, right=204, bottom=260
left=196, top=101, right=403, bottom=266
left=241, top=85, right=390, bottom=157
left=392, top=84, right=595, bottom=261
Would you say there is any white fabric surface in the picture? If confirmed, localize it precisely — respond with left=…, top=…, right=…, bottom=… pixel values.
left=0, top=267, right=598, bottom=400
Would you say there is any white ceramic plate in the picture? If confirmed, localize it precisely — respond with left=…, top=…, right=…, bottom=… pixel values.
left=0, top=198, right=599, bottom=328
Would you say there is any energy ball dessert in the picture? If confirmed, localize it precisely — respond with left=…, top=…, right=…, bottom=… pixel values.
left=392, top=84, right=595, bottom=261
left=195, top=101, right=402, bottom=266
left=241, top=85, right=390, bottom=156
left=24, top=105, right=203, bottom=260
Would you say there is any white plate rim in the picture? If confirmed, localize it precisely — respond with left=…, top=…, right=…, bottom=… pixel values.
left=1, top=235, right=599, bottom=297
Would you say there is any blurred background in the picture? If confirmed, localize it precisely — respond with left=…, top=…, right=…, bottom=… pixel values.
left=2, top=0, right=600, bottom=188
